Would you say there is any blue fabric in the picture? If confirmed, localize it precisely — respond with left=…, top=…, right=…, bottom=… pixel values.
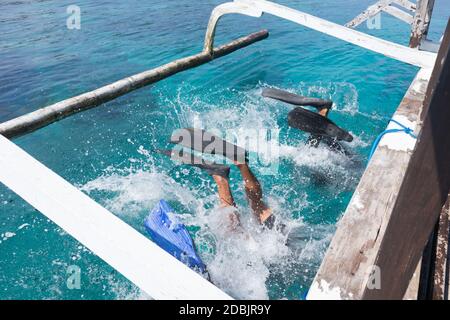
left=144, top=200, right=207, bottom=274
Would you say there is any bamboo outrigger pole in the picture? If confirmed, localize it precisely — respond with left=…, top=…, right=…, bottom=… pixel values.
left=2, top=0, right=438, bottom=140
left=0, top=29, right=268, bottom=139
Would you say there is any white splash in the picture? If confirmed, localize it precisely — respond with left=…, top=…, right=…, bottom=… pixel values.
left=79, top=82, right=365, bottom=299
left=2, top=232, right=16, bottom=241
left=81, top=163, right=323, bottom=299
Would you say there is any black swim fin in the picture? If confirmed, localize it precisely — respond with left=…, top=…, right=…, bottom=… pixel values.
left=262, top=88, right=333, bottom=110
left=156, top=149, right=230, bottom=178
left=170, top=128, right=248, bottom=164
left=288, top=107, right=353, bottom=142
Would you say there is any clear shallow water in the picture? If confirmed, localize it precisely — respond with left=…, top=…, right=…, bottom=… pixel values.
left=0, top=0, right=448, bottom=299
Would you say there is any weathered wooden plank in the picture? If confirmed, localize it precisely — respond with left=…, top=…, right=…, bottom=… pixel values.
left=432, top=194, right=450, bottom=300
left=309, top=18, right=450, bottom=300
left=308, top=67, right=432, bottom=300
left=364, top=18, right=450, bottom=299
left=0, top=30, right=268, bottom=139
left=410, top=0, right=435, bottom=48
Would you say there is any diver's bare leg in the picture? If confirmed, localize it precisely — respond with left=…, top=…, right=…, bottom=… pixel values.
left=235, top=163, right=273, bottom=224
left=212, top=175, right=236, bottom=208
left=212, top=175, right=241, bottom=230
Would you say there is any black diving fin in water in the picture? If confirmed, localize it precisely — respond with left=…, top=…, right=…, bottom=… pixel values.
left=156, top=149, right=231, bottom=178
left=288, top=107, right=353, bottom=142
left=262, top=88, right=333, bottom=110
left=170, top=128, right=248, bottom=164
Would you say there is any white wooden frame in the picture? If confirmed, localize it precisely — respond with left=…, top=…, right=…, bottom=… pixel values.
left=204, top=0, right=436, bottom=68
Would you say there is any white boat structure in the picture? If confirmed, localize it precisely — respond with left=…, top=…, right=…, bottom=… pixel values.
left=0, top=0, right=449, bottom=300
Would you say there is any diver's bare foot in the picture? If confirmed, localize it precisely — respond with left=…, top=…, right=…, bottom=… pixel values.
left=212, top=174, right=242, bottom=231
left=318, top=107, right=331, bottom=117
left=259, top=209, right=273, bottom=225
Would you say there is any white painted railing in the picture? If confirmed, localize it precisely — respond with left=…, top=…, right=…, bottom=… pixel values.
left=203, top=0, right=437, bottom=68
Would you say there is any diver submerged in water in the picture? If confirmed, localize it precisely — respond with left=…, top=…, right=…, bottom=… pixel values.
left=147, top=90, right=354, bottom=278
left=155, top=89, right=353, bottom=232
left=158, top=128, right=283, bottom=233
left=150, top=128, right=284, bottom=279
left=262, top=88, right=353, bottom=155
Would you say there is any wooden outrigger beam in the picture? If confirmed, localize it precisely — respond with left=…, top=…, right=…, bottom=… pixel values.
left=309, top=19, right=450, bottom=300
left=0, top=0, right=437, bottom=140
left=224, top=0, right=436, bottom=68
left=346, top=0, right=438, bottom=51
left=0, top=29, right=268, bottom=139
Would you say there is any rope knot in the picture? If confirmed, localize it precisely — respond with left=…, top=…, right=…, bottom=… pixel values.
left=368, top=118, right=417, bottom=161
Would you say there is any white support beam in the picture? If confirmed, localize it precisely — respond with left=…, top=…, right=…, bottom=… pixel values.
left=0, top=135, right=232, bottom=300
left=346, top=1, right=414, bottom=28
left=228, top=0, right=436, bottom=68
left=345, top=0, right=391, bottom=28
left=382, top=5, right=414, bottom=24
left=394, top=0, right=417, bottom=12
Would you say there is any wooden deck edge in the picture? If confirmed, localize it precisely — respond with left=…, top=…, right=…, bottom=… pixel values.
left=432, top=193, right=449, bottom=299
left=308, top=67, right=432, bottom=300
left=309, top=19, right=450, bottom=300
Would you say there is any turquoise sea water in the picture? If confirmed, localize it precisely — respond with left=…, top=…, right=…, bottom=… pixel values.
left=0, top=0, right=448, bottom=299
